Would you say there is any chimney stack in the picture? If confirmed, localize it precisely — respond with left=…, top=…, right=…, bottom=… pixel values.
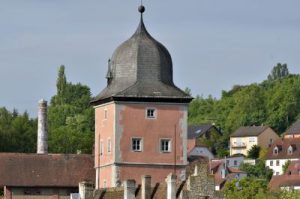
left=37, top=99, right=48, bottom=154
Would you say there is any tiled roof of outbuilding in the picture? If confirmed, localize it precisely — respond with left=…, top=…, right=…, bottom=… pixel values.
left=0, top=153, right=95, bottom=187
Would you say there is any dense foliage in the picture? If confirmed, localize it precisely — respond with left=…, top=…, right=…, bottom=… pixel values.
left=188, top=64, right=300, bottom=154
left=247, top=145, right=261, bottom=159
left=48, top=65, right=94, bottom=154
left=0, top=108, right=37, bottom=152
left=239, top=160, right=273, bottom=181
left=224, top=177, right=270, bottom=199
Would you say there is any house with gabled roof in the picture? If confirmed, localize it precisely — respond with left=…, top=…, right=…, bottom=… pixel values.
left=284, top=120, right=300, bottom=139
left=0, top=153, right=95, bottom=199
left=230, top=126, right=279, bottom=156
left=187, top=124, right=222, bottom=159
left=269, top=160, right=300, bottom=190
left=265, top=138, right=300, bottom=176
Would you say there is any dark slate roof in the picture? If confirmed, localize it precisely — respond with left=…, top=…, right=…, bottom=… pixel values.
left=187, top=124, right=221, bottom=139
left=0, top=153, right=95, bottom=187
left=230, top=126, right=269, bottom=137
left=285, top=120, right=300, bottom=135
left=265, top=138, right=300, bottom=160
left=91, top=11, right=192, bottom=105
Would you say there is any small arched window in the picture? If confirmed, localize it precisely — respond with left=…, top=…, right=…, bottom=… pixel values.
left=288, top=145, right=293, bottom=155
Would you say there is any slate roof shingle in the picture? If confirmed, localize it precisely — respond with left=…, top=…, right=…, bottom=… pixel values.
left=188, top=124, right=221, bottom=139
left=91, top=15, right=192, bottom=105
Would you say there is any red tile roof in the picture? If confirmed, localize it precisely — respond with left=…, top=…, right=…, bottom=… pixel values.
left=265, top=138, right=300, bottom=160
left=288, top=161, right=300, bottom=173
left=0, top=153, right=95, bottom=187
left=269, top=175, right=300, bottom=190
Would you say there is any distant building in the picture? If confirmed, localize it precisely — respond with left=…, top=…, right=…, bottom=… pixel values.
left=0, top=153, right=94, bottom=199
left=265, top=138, right=300, bottom=175
left=269, top=160, right=300, bottom=190
left=187, top=124, right=222, bottom=160
left=210, top=160, right=247, bottom=191
left=230, top=126, right=279, bottom=156
left=90, top=6, right=192, bottom=188
left=212, top=155, right=245, bottom=168
left=283, top=120, right=300, bottom=139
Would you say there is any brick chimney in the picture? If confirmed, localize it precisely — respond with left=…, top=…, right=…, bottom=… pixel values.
left=37, top=99, right=48, bottom=154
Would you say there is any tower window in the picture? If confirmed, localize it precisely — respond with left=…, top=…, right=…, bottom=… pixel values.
left=160, top=139, right=171, bottom=152
left=104, top=109, right=108, bottom=119
left=107, top=139, right=111, bottom=153
left=146, top=108, right=156, bottom=119
left=100, top=141, right=104, bottom=156
left=132, top=138, right=142, bottom=152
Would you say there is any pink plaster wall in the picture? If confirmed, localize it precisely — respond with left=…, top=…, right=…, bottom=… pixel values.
left=95, top=103, right=115, bottom=167
left=99, top=166, right=113, bottom=188
left=119, top=104, right=185, bottom=165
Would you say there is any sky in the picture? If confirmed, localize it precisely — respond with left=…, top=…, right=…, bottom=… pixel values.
left=1, top=0, right=300, bottom=117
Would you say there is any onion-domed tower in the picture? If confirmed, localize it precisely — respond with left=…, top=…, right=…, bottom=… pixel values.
left=92, top=5, right=192, bottom=188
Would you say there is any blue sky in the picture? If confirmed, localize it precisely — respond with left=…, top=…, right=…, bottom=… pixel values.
left=1, top=0, right=300, bottom=117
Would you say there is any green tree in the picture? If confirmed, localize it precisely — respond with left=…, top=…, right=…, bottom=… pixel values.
left=224, top=177, right=271, bottom=199
left=48, top=66, right=94, bottom=154
left=0, top=107, right=37, bottom=152
left=282, top=160, right=291, bottom=174
left=239, top=160, right=273, bottom=181
left=268, top=63, right=289, bottom=81
left=247, top=145, right=261, bottom=159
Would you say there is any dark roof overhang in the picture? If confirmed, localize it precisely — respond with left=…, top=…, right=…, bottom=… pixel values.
left=91, top=96, right=193, bottom=106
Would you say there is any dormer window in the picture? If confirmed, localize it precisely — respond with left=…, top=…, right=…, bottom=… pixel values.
left=288, top=145, right=293, bottom=155
left=273, top=147, right=278, bottom=155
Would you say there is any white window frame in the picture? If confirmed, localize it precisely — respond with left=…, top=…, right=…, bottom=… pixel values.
left=107, top=138, right=111, bottom=153
left=132, top=137, right=143, bottom=152
left=270, top=160, right=273, bottom=166
left=146, top=108, right=157, bottom=119
left=160, top=139, right=172, bottom=153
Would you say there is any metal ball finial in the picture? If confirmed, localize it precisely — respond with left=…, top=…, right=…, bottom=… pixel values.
left=138, top=5, right=145, bottom=13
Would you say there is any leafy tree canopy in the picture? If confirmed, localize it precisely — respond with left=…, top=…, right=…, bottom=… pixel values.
left=247, top=145, right=261, bottom=159
left=268, top=63, right=289, bottom=81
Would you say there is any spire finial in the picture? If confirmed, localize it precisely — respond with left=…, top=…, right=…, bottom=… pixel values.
left=138, top=1, right=145, bottom=14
